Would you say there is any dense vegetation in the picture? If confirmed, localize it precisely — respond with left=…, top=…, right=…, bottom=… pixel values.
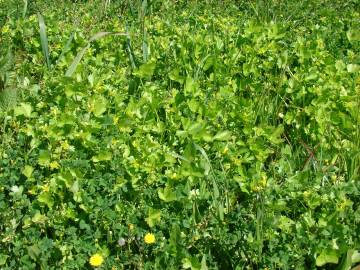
left=0, top=0, right=359, bottom=269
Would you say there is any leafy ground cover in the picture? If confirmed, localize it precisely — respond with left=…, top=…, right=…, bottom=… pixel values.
left=0, top=0, right=360, bottom=269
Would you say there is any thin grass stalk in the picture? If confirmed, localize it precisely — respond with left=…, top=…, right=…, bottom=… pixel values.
left=38, top=13, right=50, bottom=69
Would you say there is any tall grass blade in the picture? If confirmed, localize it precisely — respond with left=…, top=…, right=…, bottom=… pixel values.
left=65, top=44, right=90, bottom=77
left=38, top=13, right=51, bottom=69
left=22, top=0, right=28, bottom=18
left=65, top=31, right=127, bottom=77
left=142, top=30, right=148, bottom=62
left=125, top=25, right=137, bottom=69
left=56, top=32, right=75, bottom=65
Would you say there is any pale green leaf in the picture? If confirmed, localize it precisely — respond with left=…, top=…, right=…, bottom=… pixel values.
left=38, top=150, right=51, bottom=166
left=158, top=186, right=177, bottom=202
left=347, top=64, right=360, bottom=73
left=22, top=165, right=34, bottom=178
left=38, top=192, right=54, bottom=208
left=0, top=254, right=9, bottom=266
left=14, top=103, right=32, bottom=117
left=92, top=151, right=112, bottom=162
left=213, top=131, right=232, bottom=141
left=92, top=96, right=108, bottom=117
left=145, top=208, right=161, bottom=227
left=316, top=249, right=339, bottom=267
left=134, top=61, right=156, bottom=79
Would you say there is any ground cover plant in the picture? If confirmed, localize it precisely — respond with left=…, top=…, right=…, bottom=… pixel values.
left=0, top=0, right=359, bottom=269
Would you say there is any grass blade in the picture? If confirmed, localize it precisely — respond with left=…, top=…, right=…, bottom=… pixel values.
left=56, top=32, right=75, bottom=66
left=37, top=13, right=50, bottom=69
left=22, top=0, right=28, bottom=18
left=65, top=31, right=127, bottom=77
left=65, top=44, right=90, bottom=77
left=125, top=25, right=137, bottom=69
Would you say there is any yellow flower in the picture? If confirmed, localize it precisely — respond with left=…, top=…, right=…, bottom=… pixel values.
left=89, top=253, right=104, bottom=267
left=144, top=233, right=155, bottom=244
left=49, top=161, right=60, bottom=170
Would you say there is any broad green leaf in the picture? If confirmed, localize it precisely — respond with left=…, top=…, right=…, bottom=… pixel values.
left=32, top=211, right=47, bottom=224
left=347, top=64, right=360, bottom=73
left=316, top=249, right=339, bottom=267
left=347, top=29, right=360, bottom=42
left=14, top=103, right=32, bottom=117
left=352, top=250, right=360, bottom=263
left=27, top=244, right=41, bottom=260
left=169, top=68, right=184, bottom=83
left=22, top=165, right=34, bottom=178
left=38, top=192, right=54, bottom=208
left=0, top=254, right=9, bottom=266
left=92, top=150, right=112, bottom=162
left=184, top=76, right=196, bottom=96
left=268, top=125, right=284, bottom=144
left=158, top=186, right=177, bottom=202
left=92, top=96, right=107, bottom=116
left=335, top=60, right=346, bottom=71
left=182, top=257, right=201, bottom=270
left=134, top=61, right=156, bottom=78
left=38, top=150, right=51, bottom=166
left=201, top=255, right=208, bottom=270
left=145, top=208, right=161, bottom=227
left=70, top=180, right=79, bottom=193
left=213, top=131, right=232, bottom=141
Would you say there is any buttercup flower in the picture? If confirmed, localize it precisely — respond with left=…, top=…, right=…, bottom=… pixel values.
left=89, top=253, right=104, bottom=267
left=144, top=233, right=156, bottom=244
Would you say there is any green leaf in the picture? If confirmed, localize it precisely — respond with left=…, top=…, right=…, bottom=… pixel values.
left=27, top=244, right=41, bottom=260
left=268, top=125, right=284, bottom=144
left=92, top=96, right=108, bottom=117
left=158, top=186, right=177, bottom=202
left=134, top=61, right=156, bottom=79
left=92, top=150, right=112, bottom=162
left=316, top=249, right=339, bottom=267
left=38, top=150, right=51, bottom=166
left=201, top=255, right=208, bottom=270
left=70, top=180, right=79, bottom=194
left=14, top=103, right=32, bottom=117
left=31, top=211, right=47, bottom=224
left=0, top=254, right=9, bottom=266
left=22, top=165, right=34, bottom=178
left=182, top=257, right=201, bottom=270
left=38, top=192, right=54, bottom=208
left=347, top=64, right=360, bottom=73
left=213, top=130, right=232, bottom=141
left=184, top=76, right=196, bottom=96
left=145, top=208, right=161, bottom=227
left=169, top=68, right=184, bottom=83
left=352, top=250, right=360, bottom=263
left=347, top=29, right=360, bottom=42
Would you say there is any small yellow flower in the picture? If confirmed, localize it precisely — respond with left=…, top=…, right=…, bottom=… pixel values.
left=89, top=253, right=104, bottom=267
left=128, top=224, right=134, bottom=231
left=49, top=161, right=60, bottom=170
left=144, top=233, right=155, bottom=244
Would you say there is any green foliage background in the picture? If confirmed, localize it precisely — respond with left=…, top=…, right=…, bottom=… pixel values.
left=0, top=0, right=359, bottom=269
